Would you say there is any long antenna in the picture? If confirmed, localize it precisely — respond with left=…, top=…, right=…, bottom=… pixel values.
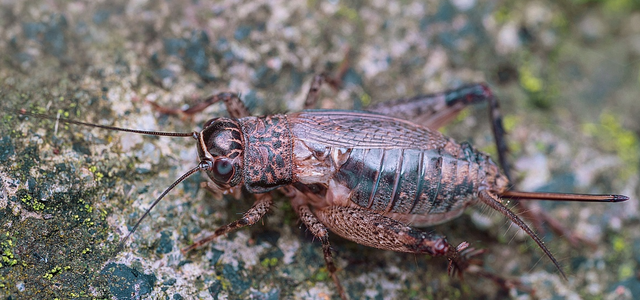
left=12, top=107, right=205, bottom=252
left=15, top=108, right=195, bottom=137
left=118, top=162, right=207, bottom=251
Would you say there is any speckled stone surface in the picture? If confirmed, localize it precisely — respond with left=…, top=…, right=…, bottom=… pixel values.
left=1, top=1, right=639, bottom=299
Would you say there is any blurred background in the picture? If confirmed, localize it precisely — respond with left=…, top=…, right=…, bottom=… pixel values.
left=1, top=0, right=639, bottom=299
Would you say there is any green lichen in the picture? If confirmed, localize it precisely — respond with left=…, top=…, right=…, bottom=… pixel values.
left=618, top=263, right=634, bottom=280
left=312, top=267, right=329, bottom=282
left=94, top=171, right=104, bottom=182
left=453, top=107, right=471, bottom=124
left=493, top=6, right=512, bottom=24
left=88, top=165, right=104, bottom=182
left=99, top=209, right=108, bottom=221
left=612, top=235, right=626, bottom=253
left=21, top=194, right=45, bottom=211
left=582, top=112, right=639, bottom=180
left=260, top=257, right=278, bottom=268
left=551, top=11, right=570, bottom=31
left=83, top=204, right=93, bottom=213
left=83, top=217, right=95, bottom=226
left=503, top=114, right=523, bottom=154
left=43, top=266, right=63, bottom=280
left=336, top=5, right=360, bottom=21
left=1, top=250, right=17, bottom=268
left=216, top=275, right=231, bottom=291
left=360, top=92, right=372, bottom=107
left=519, top=65, right=543, bottom=94
left=571, top=0, right=640, bottom=13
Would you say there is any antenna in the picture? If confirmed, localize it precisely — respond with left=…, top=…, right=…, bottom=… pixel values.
left=15, top=108, right=196, bottom=137
left=118, top=161, right=210, bottom=251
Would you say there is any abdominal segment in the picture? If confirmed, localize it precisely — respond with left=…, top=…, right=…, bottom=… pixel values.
left=333, top=148, right=484, bottom=216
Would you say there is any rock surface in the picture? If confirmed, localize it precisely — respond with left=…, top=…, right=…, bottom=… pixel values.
left=1, top=1, right=638, bottom=299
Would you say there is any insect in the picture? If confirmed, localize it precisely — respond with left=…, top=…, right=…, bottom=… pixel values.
left=15, top=75, right=628, bottom=300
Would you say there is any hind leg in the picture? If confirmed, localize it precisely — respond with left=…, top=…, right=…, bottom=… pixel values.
left=365, top=84, right=589, bottom=246
left=312, top=204, right=529, bottom=291
left=306, top=77, right=511, bottom=179
left=147, top=92, right=251, bottom=118
left=311, top=205, right=472, bottom=273
left=366, top=83, right=511, bottom=178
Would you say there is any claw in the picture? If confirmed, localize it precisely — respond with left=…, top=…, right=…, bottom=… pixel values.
left=447, top=242, right=486, bottom=279
left=446, top=242, right=531, bottom=293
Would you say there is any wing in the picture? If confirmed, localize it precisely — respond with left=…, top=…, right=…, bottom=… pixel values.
left=287, top=110, right=454, bottom=151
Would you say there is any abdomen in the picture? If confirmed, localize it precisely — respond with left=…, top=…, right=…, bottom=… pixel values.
left=333, top=147, right=486, bottom=215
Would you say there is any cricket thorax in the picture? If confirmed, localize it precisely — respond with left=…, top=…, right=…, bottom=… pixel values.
left=238, top=115, right=294, bottom=193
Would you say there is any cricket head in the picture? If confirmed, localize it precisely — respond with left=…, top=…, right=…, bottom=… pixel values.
left=197, top=117, right=245, bottom=191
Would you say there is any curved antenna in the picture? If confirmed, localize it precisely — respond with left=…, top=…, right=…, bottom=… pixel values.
left=15, top=108, right=195, bottom=137
left=117, top=162, right=208, bottom=251
left=480, top=190, right=568, bottom=280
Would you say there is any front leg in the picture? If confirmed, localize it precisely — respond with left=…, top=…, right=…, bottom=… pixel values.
left=181, top=192, right=273, bottom=254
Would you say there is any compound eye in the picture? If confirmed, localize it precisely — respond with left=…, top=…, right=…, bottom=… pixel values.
left=203, top=118, right=219, bottom=129
left=213, top=158, right=234, bottom=182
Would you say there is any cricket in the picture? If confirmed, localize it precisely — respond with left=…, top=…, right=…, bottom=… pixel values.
left=13, top=74, right=628, bottom=300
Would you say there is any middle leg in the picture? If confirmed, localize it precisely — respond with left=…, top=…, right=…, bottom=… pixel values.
left=284, top=186, right=348, bottom=300
left=147, top=92, right=252, bottom=119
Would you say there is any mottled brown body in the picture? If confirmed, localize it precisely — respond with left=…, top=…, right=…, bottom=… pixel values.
left=200, top=110, right=507, bottom=232
left=176, top=86, right=572, bottom=300
left=177, top=82, right=626, bottom=300
left=238, top=115, right=293, bottom=193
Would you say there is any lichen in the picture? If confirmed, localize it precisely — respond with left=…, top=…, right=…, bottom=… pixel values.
left=582, top=112, right=639, bottom=179
left=0, top=235, right=18, bottom=268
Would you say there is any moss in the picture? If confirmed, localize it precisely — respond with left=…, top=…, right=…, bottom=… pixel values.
left=519, top=65, right=544, bottom=94
left=582, top=112, right=639, bottom=179
left=42, top=266, right=63, bottom=280
left=1, top=237, right=18, bottom=268
left=312, top=267, right=329, bottom=282
left=618, top=263, right=634, bottom=280
left=0, top=111, right=118, bottom=297
left=612, top=235, right=626, bottom=253
left=260, top=257, right=278, bottom=268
